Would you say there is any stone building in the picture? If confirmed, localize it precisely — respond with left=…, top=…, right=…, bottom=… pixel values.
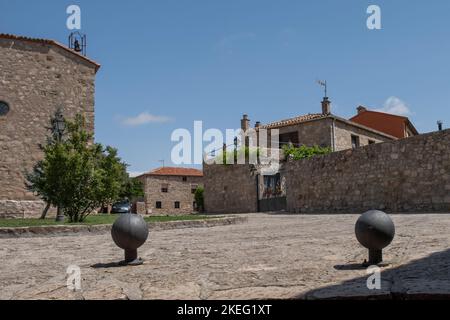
left=204, top=97, right=421, bottom=213
left=136, top=167, right=203, bottom=215
left=245, top=97, right=399, bottom=152
left=0, top=34, right=100, bottom=218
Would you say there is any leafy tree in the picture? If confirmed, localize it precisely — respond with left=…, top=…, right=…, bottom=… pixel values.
left=119, top=177, right=144, bottom=202
left=27, top=115, right=131, bottom=222
left=194, top=187, right=204, bottom=212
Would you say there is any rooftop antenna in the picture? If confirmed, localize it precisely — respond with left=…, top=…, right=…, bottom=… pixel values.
left=158, top=160, right=165, bottom=168
left=317, top=80, right=328, bottom=98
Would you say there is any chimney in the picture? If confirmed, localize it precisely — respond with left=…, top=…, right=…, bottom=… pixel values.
left=438, top=121, right=443, bottom=131
left=357, top=106, right=367, bottom=114
left=321, top=97, right=331, bottom=115
left=241, top=114, right=250, bottom=132
left=255, top=121, right=261, bottom=128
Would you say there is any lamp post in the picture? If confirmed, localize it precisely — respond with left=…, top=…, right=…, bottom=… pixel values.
left=52, top=108, right=66, bottom=222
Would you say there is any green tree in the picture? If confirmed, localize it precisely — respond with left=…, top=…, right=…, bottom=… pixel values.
left=120, top=177, right=144, bottom=202
left=27, top=115, right=131, bottom=222
left=194, top=187, right=204, bottom=213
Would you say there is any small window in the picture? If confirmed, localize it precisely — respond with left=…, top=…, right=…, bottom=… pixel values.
left=0, top=101, right=9, bottom=116
left=156, top=201, right=162, bottom=209
left=161, top=183, right=169, bottom=193
left=191, top=184, right=198, bottom=194
left=368, top=140, right=375, bottom=145
left=182, top=176, right=187, bottom=182
left=174, top=201, right=180, bottom=209
left=351, top=135, right=360, bottom=149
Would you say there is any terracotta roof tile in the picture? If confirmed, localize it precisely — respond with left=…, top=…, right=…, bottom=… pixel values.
left=142, top=167, right=203, bottom=177
left=0, top=33, right=100, bottom=72
left=260, top=113, right=326, bottom=129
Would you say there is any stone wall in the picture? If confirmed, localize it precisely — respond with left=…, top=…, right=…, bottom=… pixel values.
left=203, top=164, right=258, bottom=214
left=139, top=175, right=203, bottom=215
left=0, top=38, right=97, bottom=218
left=333, top=119, right=388, bottom=150
left=285, top=129, right=450, bottom=213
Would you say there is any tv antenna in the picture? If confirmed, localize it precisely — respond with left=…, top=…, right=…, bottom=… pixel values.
left=317, top=80, right=328, bottom=98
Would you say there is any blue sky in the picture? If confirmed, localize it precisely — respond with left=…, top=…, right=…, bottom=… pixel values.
left=2, top=0, right=449, bottom=175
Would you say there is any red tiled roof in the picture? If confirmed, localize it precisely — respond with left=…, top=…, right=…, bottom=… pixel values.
left=141, top=167, right=203, bottom=177
left=0, top=33, right=101, bottom=72
left=350, top=107, right=419, bottom=139
left=260, top=113, right=326, bottom=129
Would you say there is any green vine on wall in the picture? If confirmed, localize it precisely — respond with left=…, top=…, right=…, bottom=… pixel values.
left=282, top=145, right=331, bottom=160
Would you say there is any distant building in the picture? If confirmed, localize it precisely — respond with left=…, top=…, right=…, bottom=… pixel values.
left=244, top=97, right=397, bottom=152
left=136, top=167, right=203, bottom=215
left=350, top=106, right=419, bottom=139
left=0, top=34, right=100, bottom=218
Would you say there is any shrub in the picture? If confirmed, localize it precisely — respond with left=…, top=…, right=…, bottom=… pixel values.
left=282, top=144, right=331, bottom=160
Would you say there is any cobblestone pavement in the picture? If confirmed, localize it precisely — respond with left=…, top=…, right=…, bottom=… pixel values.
left=1, top=213, right=450, bottom=300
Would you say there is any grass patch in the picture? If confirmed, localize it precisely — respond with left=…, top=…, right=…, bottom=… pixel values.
left=0, top=214, right=218, bottom=228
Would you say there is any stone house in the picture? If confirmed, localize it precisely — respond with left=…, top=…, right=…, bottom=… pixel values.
left=136, top=167, right=204, bottom=215
left=204, top=97, right=420, bottom=213
left=244, top=97, right=401, bottom=152
left=0, top=34, right=100, bottom=218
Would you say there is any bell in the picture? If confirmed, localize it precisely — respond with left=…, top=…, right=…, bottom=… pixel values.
left=73, top=39, right=81, bottom=52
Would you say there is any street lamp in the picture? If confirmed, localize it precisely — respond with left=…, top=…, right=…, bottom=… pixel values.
left=52, top=108, right=66, bottom=142
left=52, top=108, right=66, bottom=222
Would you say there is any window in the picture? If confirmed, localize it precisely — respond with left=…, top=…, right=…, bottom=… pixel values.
left=191, top=184, right=198, bottom=194
left=193, top=201, right=197, bottom=210
left=351, top=135, right=360, bottom=149
left=182, top=176, right=187, bottom=182
left=279, top=131, right=299, bottom=148
left=0, top=101, right=9, bottom=116
left=156, top=201, right=162, bottom=209
left=174, top=201, right=180, bottom=209
left=368, top=140, right=375, bottom=145
left=161, top=183, right=169, bottom=193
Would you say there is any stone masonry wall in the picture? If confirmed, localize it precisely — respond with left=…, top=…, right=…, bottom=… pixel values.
left=285, top=129, right=450, bottom=213
left=203, top=164, right=258, bottom=214
left=333, top=119, right=389, bottom=151
left=0, top=38, right=97, bottom=218
left=141, top=175, right=203, bottom=215
left=267, top=118, right=392, bottom=152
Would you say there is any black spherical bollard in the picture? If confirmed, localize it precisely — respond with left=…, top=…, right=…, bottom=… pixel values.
left=355, top=210, right=395, bottom=265
left=111, top=214, right=149, bottom=266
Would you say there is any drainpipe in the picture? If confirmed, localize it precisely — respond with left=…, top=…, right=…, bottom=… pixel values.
left=331, top=118, right=336, bottom=152
left=256, top=174, right=260, bottom=213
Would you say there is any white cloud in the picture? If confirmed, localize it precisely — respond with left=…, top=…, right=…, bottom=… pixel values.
left=375, top=97, right=412, bottom=116
left=120, top=112, right=172, bottom=127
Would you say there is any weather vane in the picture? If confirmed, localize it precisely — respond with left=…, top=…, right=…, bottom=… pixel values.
left=317, top=80, right=328, bottom=98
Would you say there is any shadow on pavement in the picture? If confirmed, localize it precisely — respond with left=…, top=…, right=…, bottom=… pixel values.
left=301, top=248, right=450, bottom=300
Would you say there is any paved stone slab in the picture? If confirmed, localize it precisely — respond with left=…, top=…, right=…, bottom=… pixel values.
left=0, top=213, right=449, bottom=300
